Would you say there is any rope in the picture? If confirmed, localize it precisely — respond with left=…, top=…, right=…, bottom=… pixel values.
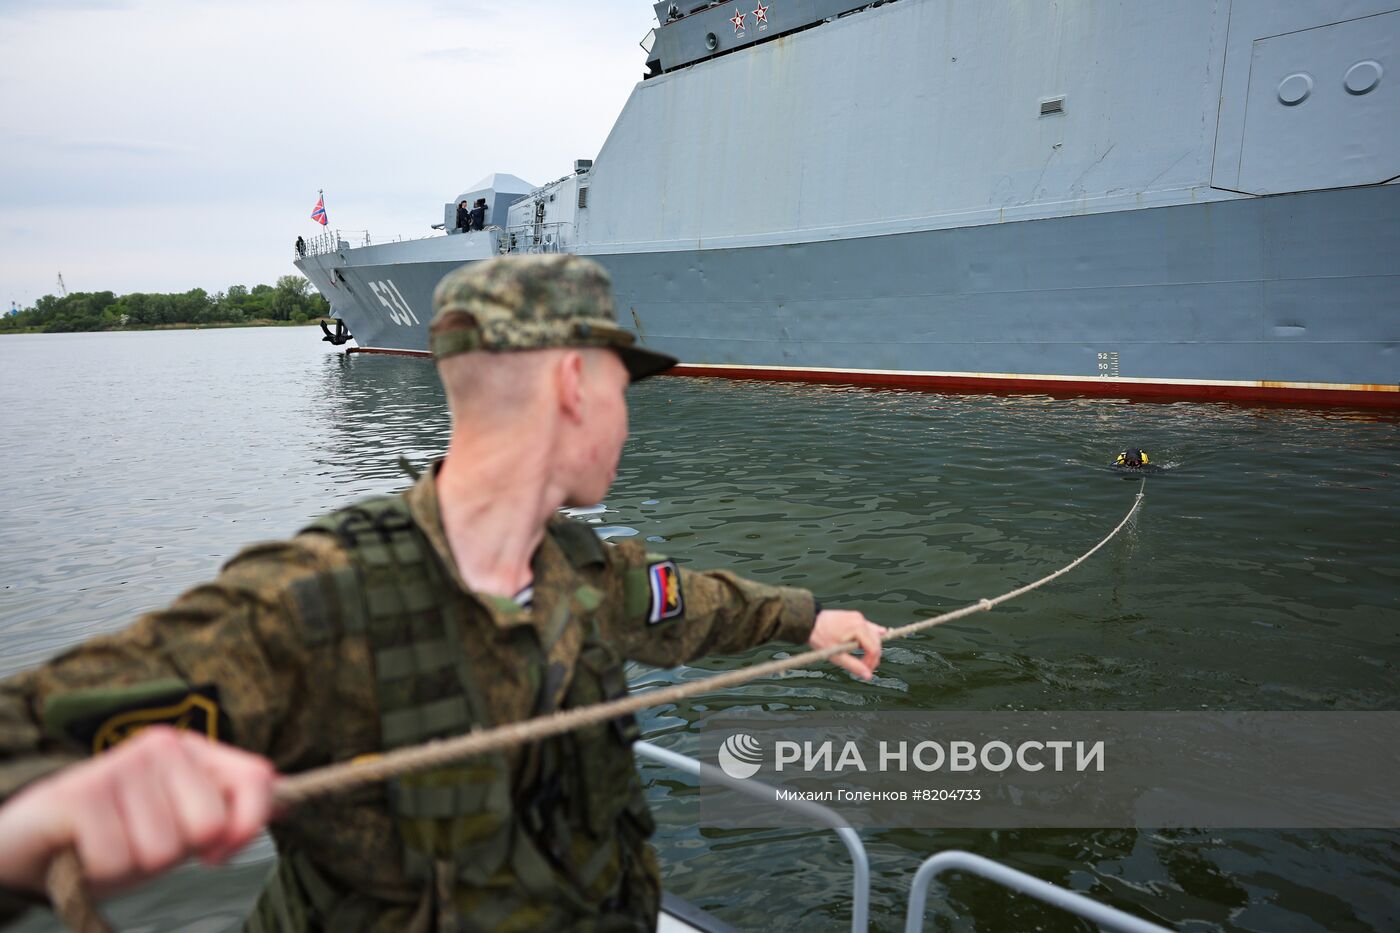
left=48, top=480, right=1145, bottom=930
left=45, top=851, right=108, bottom=933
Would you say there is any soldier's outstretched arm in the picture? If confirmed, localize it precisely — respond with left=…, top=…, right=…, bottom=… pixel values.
left=0, top=536, right=338, bottom=922
left=597, top=540, right=884, bottom=678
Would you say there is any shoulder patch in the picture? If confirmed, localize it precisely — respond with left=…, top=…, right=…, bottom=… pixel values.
left=646, top=559, right=684, bottom=625
left=43, top=680, right=229, bottom=755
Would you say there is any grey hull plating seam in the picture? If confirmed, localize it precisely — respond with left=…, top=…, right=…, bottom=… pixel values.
left=297, top=184, right=1399, bottom=388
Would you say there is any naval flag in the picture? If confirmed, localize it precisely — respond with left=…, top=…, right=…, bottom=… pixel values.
left=310, top=194, right=328, bottom=226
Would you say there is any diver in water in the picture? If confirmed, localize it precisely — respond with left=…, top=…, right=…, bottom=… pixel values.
left=1116, top=448, right=1149, bottom=468
left=1113, top=448, right=1160, bottom=473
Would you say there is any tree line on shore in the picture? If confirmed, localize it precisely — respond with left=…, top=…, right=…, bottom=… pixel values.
left=0, top=276, right=330, bottom=333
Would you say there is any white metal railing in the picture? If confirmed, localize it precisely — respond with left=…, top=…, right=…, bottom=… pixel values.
left=293, top=228, right=447, bottom=260
left=633, top=739, right=871, bottom=933
left=905, top=851, right=1173, bottom=933
left=294, top=229, right=344, bottom=259
left=499, top=222, right=571, bottom=255
left=633, top=740, right=1173, bottom=933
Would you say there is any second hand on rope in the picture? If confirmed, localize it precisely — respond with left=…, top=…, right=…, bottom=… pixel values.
left=278, top=478, right=1145, bottom=803
left=48, top=480, right=1145, bottom=931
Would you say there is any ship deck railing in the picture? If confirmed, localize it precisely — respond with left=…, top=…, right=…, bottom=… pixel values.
left=632, top=739, right=1171, bottom=933
left=290, top=223, right=570, bottom=262
left=499, top=222, right=571, bottom=255
left=293, top=228, right=445, bottom=260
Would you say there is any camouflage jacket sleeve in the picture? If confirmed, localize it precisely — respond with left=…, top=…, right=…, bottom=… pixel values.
left=595, top=538, right=818, bottom=668
left=0, top=886, right=44, bottom=926
left=0, top=535, right=346, bottom=811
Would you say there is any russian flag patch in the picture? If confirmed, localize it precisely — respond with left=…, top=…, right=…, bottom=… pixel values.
left=647, top=559, right=684, bottom=624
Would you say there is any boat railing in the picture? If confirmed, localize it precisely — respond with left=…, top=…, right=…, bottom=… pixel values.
left=904, top=850, right=1172, bottom=933
left=633, top=739, right=869, bottom=933
left=632, top=739, right=1172, bottom=933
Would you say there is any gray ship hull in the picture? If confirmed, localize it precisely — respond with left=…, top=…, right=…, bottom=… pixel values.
left=298, top=184, right=1400, bottom=407
left=294, top=0, right=1399, bottom=407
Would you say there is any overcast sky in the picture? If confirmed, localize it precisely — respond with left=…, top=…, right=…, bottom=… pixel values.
left=0, top=0, right=657, bottom=308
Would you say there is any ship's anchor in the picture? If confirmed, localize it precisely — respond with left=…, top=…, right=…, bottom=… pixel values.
left=320, top=318, right=353, bottom=346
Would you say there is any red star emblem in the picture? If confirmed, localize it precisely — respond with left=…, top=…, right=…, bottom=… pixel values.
left=730, top=8, right=746, bottom=33
left=753, top=2, right=769, bottom=25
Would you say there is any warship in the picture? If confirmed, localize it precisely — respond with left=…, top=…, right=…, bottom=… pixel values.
left=295, top=0, right=1399, bottom=408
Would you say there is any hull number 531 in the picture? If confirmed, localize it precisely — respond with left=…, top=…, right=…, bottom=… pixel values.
left=369, top=279, right=420, bottom=327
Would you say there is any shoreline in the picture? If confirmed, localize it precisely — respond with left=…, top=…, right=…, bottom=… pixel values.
left=0, top=319, right=327, bottom=335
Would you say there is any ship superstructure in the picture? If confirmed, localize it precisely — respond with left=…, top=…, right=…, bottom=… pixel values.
left=295, top=0, right=1400, bottom=407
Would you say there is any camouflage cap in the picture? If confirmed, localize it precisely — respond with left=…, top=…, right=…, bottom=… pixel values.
left=429, top=254, right=677, bottom=382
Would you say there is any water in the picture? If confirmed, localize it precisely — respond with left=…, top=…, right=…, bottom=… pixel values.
left=2, top=328, right=1397, bottom=931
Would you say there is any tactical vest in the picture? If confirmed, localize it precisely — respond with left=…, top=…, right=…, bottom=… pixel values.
left=247, top=495, right=658, bottom=933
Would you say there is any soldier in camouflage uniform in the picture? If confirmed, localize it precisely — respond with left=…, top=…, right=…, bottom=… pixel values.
left=0, top=255, right=885, bottom=931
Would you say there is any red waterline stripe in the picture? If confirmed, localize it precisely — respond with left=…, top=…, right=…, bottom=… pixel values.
left=669, top=364, right=1400, bottom=409
left=348, top=347, right=433, bottom=358
left=345, top=349, right=1400, bottom=409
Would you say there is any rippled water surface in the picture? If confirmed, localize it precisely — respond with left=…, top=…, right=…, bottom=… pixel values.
left=3, top=329, right=1398, bottom=931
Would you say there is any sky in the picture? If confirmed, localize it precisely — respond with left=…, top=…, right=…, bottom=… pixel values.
left=0, top=0, right=658, bottom=309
